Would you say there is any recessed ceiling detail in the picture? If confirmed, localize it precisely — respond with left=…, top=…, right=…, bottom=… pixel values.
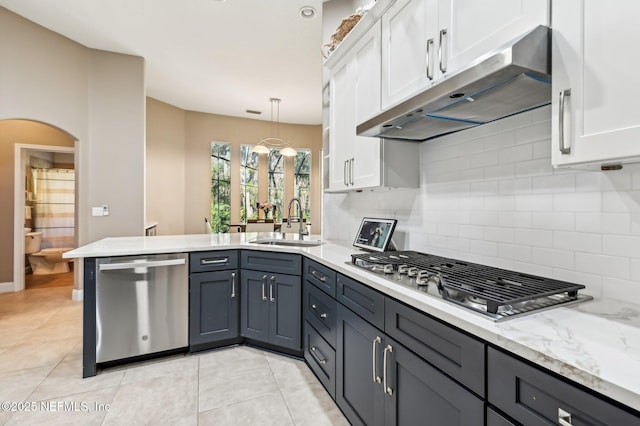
left=299, top=6, right=316, bottom=19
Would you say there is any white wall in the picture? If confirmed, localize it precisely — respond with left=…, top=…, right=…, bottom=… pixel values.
left=323, top=105, right=640, bottom=302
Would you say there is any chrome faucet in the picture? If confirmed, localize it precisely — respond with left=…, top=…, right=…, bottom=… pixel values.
left=287, top=197, right=309, bottom=238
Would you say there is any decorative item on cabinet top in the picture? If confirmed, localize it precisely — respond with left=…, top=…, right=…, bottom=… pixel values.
left=322, top=0, right=380, bottom=59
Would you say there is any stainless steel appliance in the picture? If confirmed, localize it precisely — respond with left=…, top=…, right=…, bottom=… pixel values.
left=357, top=25, right=551, bottom=142
left=351, top=251, right=592, bottom=321
left=95, top=253, right=188, bottom=363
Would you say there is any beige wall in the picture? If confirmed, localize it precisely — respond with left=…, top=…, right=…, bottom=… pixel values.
left=0, top=121, right=75, bottom=283
left=146, top=98, right=186, bottom=235
left=0, top=7, right=146, bottom=286
left=147, top=99, right=323, bottom=237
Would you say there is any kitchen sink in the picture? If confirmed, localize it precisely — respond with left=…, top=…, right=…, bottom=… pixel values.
left=248, top=238, right=325, bottom=247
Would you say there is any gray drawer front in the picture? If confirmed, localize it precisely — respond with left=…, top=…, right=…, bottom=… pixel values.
left=304, top=321, right=336, bottom=399
left=488, top=347, right=640, bottom=425
left=486, top=407, right=515, bottom=426
left=337, top=274, right=384, bottom=330
left=304, top=281, right=337, bottom=348
left=303, top=258, right=336, bottom=297
left=241, top=251, right=301, bottom=275
left=385, top=298, right=485, bottom=397
left=190, top=250, right=238, bottom=273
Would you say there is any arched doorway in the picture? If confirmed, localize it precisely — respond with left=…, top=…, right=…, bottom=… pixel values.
left=0, top=119, right=78, bottom=296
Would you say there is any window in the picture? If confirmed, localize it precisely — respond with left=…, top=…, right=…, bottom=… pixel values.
left=294, top=149, right=311, bottom=222
left=268, top=149, right=284, bottom=220
left=240, top=145, right=259, bottom=222
left=210, top=142, right=231, bottom=232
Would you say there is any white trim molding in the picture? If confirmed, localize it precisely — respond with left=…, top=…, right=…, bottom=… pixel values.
left=0, top=282, right=14, bottom=293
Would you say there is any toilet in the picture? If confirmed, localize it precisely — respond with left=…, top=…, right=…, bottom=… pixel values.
left=25, top=231, right=73, bottom=275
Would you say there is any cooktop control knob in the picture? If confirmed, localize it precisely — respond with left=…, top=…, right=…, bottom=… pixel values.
left=416, top=270, right=430, bottom=286
left=398, top=264, right=409, bottom=274
left=407, top=267, right=418, bottom=277
left=383, top=264, right=394, bottom=274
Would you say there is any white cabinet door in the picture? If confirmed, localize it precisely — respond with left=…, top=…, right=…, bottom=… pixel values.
left=381, top=0, right=438, bottom=109
left=552, top=0, right=640, bottom=168
left=329, top=59, right=354, bottom=190
left=353, top=22, right=383, bottom=189
left=439, top=0, right=548, bottom=75
left=381, top=0, right=548, bottom=109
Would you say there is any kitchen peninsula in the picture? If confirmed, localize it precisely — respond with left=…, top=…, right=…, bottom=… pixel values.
left=65, top=233, right=640, bottom=424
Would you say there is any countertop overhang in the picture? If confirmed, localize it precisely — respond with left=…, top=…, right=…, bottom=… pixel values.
left=65, top=233, right=640, bottom=412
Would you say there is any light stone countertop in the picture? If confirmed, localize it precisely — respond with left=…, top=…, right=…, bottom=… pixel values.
left=65, top=233, right=640, bottom=412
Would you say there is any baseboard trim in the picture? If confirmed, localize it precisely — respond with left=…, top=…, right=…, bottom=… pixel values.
left=0, top=282, right=15, bottom=293
left=72, top=289, right=83, bottom=302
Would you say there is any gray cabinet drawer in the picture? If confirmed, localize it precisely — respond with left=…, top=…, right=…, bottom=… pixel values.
left=337, top=274, right=384, bottom=330
left=304, top=281, right=337, bottom=348
left=385, top=298, right=485, bottom=397
left=486, top=407, right=515, bottom=426
left=190, top=250, right=238, bottom=273
left=241, top=251, right=301, bottom=275
left=303, top=258, right=336, bottom=297
left=304, top=321, right=336, bottom=399
left=488, top=347, right=640, bottom=425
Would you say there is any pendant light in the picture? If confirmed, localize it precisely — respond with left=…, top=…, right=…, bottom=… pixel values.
left=253, top=98, right=297, bottom=157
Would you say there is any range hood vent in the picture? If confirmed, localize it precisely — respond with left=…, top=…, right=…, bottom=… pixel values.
left=357, top=25, right=551, bottom=142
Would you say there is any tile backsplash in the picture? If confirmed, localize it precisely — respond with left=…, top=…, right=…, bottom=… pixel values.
left=323, top=105, right=640, bottom=301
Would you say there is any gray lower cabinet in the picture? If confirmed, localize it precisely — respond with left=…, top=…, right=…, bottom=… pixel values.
left=337, top=299, right=484, bottom=426
left=189, top=250, right=239, bottom=351
left=240, top=269, right=301, bottom=351
left=189, top=269, right=239, bottom=349
left=488, top=347, right=640, bottom=425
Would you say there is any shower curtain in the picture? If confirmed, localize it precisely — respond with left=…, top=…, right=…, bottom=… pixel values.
left=33, top=168, right=75, bottom=249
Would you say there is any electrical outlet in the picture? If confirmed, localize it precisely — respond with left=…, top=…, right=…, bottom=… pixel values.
left=92, top=207, right=103, bottom=217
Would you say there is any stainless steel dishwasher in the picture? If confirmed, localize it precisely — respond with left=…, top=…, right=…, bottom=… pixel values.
left=95, top=253, right=188, bottom=363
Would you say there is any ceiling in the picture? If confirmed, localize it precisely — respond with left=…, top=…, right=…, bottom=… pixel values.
left=0, top=0, right=324, bottom=125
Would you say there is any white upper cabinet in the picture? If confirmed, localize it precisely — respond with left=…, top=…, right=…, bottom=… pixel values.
left=328, top=22, right=383, bottom=191
left=440, top=0, right=548, bottom=73
left=381, top=0, right=438, bottom=109
left=552, top=0, right=640, bottom=168
left=381, top=0, right=549, bottom=109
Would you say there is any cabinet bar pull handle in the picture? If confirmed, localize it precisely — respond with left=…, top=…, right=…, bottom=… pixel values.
left=558, top=408, right=573, bottom=426
left=372, top=336, right=382, bottom=384
left=230, top=272, right=236, bottom=298
left=426, top=38, right=434, bottom=80
left=310, top=270, right=327, bottom=282
left=383, top=344, right=393, bottom=396
left=269, top=276, right=275, bottom=303
left=310, top=346, right=327, bottom=365
left=559, top=89, right=572, bottom=154
left=201, top=257, right=229, bottom=265
left=439, top=29, right=447, bottom=73
left=261, top=275, right=267, bottom=301
left=349, top=158, right=354, bottom=185
left=310, top=303, right=328, bottom=319
left=344, top=160, right=348, bottom=186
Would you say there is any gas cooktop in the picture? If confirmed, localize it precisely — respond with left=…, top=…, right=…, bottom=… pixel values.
left=350, top=251, right=593, bottom=321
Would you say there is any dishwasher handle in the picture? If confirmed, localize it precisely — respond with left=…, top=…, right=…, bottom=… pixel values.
left=98, top=258, right=186, bottom=271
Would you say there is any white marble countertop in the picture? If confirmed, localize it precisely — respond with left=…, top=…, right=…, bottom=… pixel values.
left=65, top=233, right=640, bottom=412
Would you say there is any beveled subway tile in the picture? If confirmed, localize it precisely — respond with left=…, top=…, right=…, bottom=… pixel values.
left=281, top=382, right=348, bottom=426
left=102, top=369, right=198, bottom=425
left=28, top=355, right=124, bottom=402
left=5, top=386, right=117, bottom=426
left=0, top=366, right=53, bottom=402
left=199, top=392, right=294, bottom=426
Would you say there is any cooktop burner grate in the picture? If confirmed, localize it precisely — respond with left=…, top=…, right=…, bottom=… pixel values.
left=351, top=250, right=588, bottom=316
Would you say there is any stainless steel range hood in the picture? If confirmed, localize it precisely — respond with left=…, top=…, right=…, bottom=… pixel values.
left=357, top=25, right=551, bottom=142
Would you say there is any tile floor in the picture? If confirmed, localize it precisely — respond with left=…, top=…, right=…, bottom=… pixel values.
left=0, top=283, right=348, bottom=425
